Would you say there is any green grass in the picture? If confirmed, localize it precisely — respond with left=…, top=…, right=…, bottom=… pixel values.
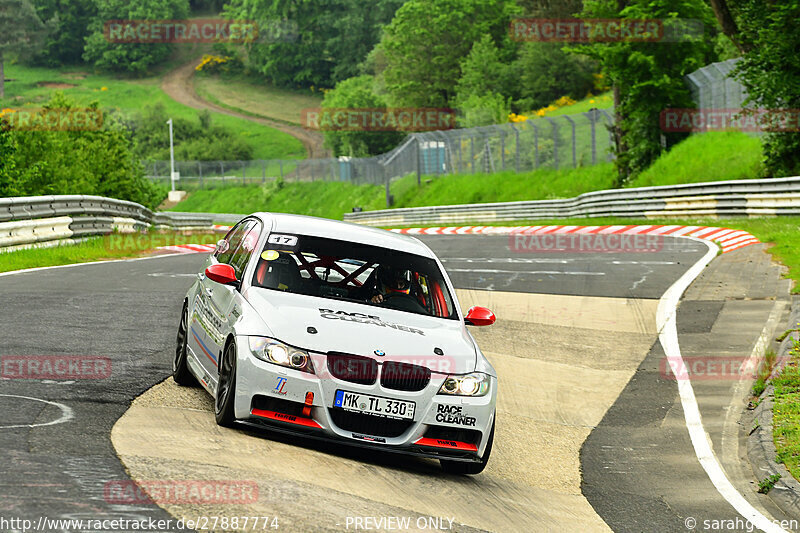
left=169, top=181, right=389, bottom=221
left=393, top=165, right=617, bottom=206
left=772, top=337, right=800, bottom=480
left=0, top=231, right=219, bottom=273
left=0, top=63, right=305, bottom=160
left=628, top=131, right=765, bottom=188
left=194, top=73, right=323, bottom=125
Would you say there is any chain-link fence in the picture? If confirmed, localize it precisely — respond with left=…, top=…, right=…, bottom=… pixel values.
left=143, top=108, right=616, bottom=192
left=685, top=58, right=748, bottom=110
left=144, top=60, right=754, bottom=197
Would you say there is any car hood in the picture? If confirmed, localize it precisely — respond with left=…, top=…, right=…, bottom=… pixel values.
left=244, top=288, right=477, bottom=375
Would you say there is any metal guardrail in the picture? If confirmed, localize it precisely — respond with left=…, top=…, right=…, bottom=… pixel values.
left=343, top=177, right=800, bottom=226
left=0, top=195, right=218, bottom=250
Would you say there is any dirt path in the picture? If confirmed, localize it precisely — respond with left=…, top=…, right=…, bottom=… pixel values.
left=160, top=58, right=328, bottom=159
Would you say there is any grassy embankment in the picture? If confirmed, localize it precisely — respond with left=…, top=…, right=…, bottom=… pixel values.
left=0, top=63, right=305, bottom=160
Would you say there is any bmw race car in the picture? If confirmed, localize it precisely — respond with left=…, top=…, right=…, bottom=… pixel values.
left=174, top=213, right=497, bottom=474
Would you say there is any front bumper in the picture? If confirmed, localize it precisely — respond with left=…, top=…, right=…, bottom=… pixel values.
left=233, top=342, right=497, bottom=461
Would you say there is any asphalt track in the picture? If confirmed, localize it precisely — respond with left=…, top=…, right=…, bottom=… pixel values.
left=0, top=235, right=788, bottom=532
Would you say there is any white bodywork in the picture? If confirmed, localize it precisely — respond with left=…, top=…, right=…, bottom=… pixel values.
left=183, top=213, right=497, bottom=461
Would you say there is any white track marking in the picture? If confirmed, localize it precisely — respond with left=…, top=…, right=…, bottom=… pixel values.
left=657, top=237, right=786, bottom=533
left=445, top=268, right=605, bottom=276
left=0, top=394, right=73, bottom=429
left=0, top=252, right=194, bottom=278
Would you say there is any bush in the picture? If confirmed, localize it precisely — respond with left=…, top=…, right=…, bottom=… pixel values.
left=1, top=93, right=165, bottom=208
left=321, top=75, right=404, bottom=157
left=130, top=103, right=254, bottom=161
left=513, top=43, right=597, bottom=112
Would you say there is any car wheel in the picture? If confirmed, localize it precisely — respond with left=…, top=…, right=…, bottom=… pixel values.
left=215, top=340, right=237, bottom=427
left=440, top=418, right=494, bottom=475
left=173, top=302, right=197, bottom=386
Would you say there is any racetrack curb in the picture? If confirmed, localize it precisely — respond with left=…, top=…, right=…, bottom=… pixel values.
left=747, top=297, right=800, bottom=523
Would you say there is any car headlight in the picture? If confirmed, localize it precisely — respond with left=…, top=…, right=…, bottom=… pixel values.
left=248, top=337, right=315, bottom=374
left=438, top=372, right=490, bottom=397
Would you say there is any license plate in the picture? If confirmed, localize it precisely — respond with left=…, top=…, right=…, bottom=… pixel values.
left=333, top=390, right=415, bottom=420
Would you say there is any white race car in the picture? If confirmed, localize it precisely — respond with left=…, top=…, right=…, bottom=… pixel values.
left=174, top=213, right=497, bottom=474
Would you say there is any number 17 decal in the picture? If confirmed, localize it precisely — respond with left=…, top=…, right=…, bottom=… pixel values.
left=268, top=234, right=298, bottom=247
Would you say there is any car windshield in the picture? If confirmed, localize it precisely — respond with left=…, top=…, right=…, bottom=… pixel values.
left=251, top=234, right=457, bottom=319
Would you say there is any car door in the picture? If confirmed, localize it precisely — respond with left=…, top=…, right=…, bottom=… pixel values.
left=189, top=220, right=251, bottom=379
left=202, top=218, right=262, bottom=381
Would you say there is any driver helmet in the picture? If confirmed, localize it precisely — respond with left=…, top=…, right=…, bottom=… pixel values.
left=377, top=264, right=411, bottom=294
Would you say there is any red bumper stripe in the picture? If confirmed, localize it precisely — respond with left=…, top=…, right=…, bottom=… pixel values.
left=251, top=408, right=322, bottom=428
left=414, top=437, right=478, bottom=452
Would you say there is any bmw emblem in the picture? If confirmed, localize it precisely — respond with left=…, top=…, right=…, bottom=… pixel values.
left=374, top=349, right=385, bottom=357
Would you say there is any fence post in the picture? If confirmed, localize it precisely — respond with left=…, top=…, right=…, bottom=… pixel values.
left=416, top=136, right=422, bottom=186
left=198, top=161, right=203, bottom=189
left=242, top=162, right=246, bottom=186
left=500, top=128, right=506, bottom=171
left=510, top=124, right=520, bottom=172
left=384, top=165, right=391, bottom=207
left=563, top=115, right=577, bottom=168
left=279, top=160, right=284, bottom=180
left=544, top=117, right=558, bottom=169
left=585, top=109, right=597, bottom=165
left=470, top=135, right=476, bottom=174
left=262, top=160, right=266, bottom=183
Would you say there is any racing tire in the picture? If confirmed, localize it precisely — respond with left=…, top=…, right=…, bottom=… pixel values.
left=440, top=419, right=494, bottom=475
left=215, top=340, right=238, bottom=427
left=173, top=302, right=197, bottom=387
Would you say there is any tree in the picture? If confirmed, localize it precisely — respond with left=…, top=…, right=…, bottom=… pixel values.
left=576, top=0, right=718, bottom=183
left=513, top=42, right=597, bottom=111
left=222, top=0, right=402, bottom=88
left=708, top=0, right=800, bottom=177
left=379, top=0, right=520, bottom=107
left=83, top=0, right=189, bottom=75
left=0, top=0, right=47, bottom=99
left=320, top=75, right=404, bottom=157
left=5, top=93, right=165, bottom=208
left=32, top=0, right=96, bottom=66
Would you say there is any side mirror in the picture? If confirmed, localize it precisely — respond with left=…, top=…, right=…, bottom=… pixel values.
left=465, top=306, right=496, bottom=326
left=205, top=264, right=238, bottom=286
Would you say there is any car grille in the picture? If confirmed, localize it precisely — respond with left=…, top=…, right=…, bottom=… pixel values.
left=380, top=361, right=431, bottom=392
left=328, top=409, right=413, bottom=438
left=327, top=352, right=378, bottom=385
